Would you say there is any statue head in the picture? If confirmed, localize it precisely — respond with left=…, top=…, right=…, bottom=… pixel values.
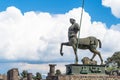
left=70, top=18, right=75, bottom=24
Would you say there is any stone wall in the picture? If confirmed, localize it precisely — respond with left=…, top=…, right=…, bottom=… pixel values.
left=47, top=74, right=120, bottom=80
left=58, top=74, right=120, bottom=80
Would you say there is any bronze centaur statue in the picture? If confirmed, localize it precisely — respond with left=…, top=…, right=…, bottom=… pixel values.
left=60, top=18, right=103, bottom=65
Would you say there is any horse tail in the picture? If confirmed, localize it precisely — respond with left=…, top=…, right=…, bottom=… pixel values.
left=98, top=39, right=102, bottom=48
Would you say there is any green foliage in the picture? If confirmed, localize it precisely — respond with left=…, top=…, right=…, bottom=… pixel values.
left=21, top=70, right=28, bottom=78
left=55, top=69, right=61, bottom=76
left=106, top=51, right=120, bottom=66
left=33, top=72, right=42, bottom=80
left=106, top=65, right=118, bottom=72
left=111, top=51, right=120, bottom=66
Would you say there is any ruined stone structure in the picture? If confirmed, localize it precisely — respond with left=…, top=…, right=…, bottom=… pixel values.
left=46, top=64, right=56, bottom=80
left=7, top=68, right=19, bottom=80
left=48, top=64, right=56, bottom=76
left=49, top=74, right=120, bottom=80
left=0, top=74, right=7, bottom=80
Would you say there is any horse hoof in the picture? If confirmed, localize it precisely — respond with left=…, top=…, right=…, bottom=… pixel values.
left=60, top=52, right=64, bottom=56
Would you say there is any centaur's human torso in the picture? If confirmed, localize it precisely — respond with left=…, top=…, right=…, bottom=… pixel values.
left=68, top=23, right=80, bottom=40
left=68, top=23, right=80, bottom=45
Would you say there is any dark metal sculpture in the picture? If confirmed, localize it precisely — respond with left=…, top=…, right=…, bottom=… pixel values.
left=60, top=18, right=103, bottom=65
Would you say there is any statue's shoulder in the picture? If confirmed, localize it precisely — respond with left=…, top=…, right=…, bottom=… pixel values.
left=73, top=23, right=80, bottom=30
left=74, top=23, right=79, bottom=26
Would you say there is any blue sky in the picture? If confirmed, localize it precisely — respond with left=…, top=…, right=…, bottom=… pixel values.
left=0, top=0, right=120, bottom=76
left=0, top=0, right=119, bottom=27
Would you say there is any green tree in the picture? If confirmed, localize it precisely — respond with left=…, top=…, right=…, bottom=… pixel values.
left=21, top=70, right=28, bottom=78
left=34, top=72, right=42, bottom=80
left=111, top=51, right=120, bottom=66
left=55, top=69, right=61, bottom=76
left=106, top=51, right=120, bottom=66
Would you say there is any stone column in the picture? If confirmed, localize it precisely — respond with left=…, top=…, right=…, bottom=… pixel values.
left=27, top=73, right=33, bottom=80
left=48, top=64, right=56, bottom=76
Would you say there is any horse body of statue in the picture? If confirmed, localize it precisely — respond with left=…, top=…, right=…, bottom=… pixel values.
left=78, top=36, right=101, bottom=49
left=60, top=36, right=103, bottom=65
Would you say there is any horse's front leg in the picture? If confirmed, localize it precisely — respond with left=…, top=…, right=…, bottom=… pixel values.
left=60, top=43, right=64, bottom=56
left=60, top=42, right=70, bottom=56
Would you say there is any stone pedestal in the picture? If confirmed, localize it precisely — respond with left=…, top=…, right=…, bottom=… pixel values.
left=66, top=64, right=106, bottom=75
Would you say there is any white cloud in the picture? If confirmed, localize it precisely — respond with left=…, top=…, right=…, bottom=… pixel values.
left=0, top=6, right=120, bottom=76
left=0, top=6, right=120, bottom=66
left=0, top=7, right=89, bottom=62
left=102, top=0, right=120, bottom=18
left=102, top=28, right=120, bottom=52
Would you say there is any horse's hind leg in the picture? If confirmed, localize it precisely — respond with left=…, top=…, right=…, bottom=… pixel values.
left=98, top=51, right=103, bottom=65
left=91, top=53, right=96, bottom=61
left=89, top=48, right=103, bottom=65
